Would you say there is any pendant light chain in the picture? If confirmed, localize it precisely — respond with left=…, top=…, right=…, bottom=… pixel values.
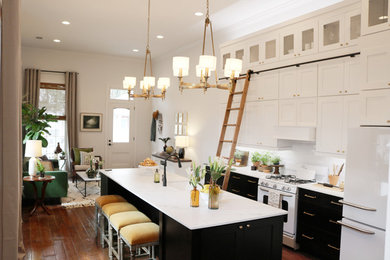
left=144, top=0, right=153, bottom=77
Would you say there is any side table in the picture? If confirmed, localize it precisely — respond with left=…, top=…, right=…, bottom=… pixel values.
left=23, top=175, right=56, bottom=216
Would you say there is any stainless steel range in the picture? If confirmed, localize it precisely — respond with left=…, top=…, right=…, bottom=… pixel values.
left=258, top=172, right=315, bottom=249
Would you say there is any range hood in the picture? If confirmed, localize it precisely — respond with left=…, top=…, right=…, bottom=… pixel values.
left=275, top=126, right=316, bottom=142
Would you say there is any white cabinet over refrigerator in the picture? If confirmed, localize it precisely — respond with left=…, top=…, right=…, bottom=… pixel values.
left=339, top=127, right=390, bottom=260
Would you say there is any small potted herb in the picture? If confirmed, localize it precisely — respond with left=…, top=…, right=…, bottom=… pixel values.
left=188, top=163, right=206, bottom=207
left=234, top=151, right=243, bottom=166
left=260, top=152, right=272, bottom=173
left=36, top=160, right=45, bottom=178
left=251, top=152, right=261, bottom=170
left=271, top=155, right=281, bottom=165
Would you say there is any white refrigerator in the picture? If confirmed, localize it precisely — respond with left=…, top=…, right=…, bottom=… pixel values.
left=339, top=127, right=390, bottom=260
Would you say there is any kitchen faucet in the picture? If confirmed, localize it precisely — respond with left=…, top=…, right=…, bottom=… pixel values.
left=161, top=154, right=182, bottom=186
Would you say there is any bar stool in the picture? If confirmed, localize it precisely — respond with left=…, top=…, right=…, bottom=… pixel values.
left=118, top=222, right=159, bottom=260
left=95, top=195, right=127, bottom=247
left=101, top=202, right=138, bottom=248
left=109, top=211, right=151, bottom=260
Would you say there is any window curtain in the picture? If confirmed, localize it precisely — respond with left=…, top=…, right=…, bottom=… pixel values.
left=65, top=72, right=78, bottom=169
left=23, top=68, right=41, bottom=107
left=0, top=0, right=25, bottom=259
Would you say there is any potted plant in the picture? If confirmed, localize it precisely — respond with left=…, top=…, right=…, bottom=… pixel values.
left=234, top=150, right=243, bottom=166
left=251, top=152, right=261, bottom=170
left=60, top=151, right=66, bottom=160
left=260, top=152, right=273, bottom=173
left=22, top=103, right=57, bottom=148
left=208, top=156, right=233, bottom=209
left=36, top=160, right=45, bottom=178
left=271, top=155, right=281, bottom=165
left=159, top=137, right=170, bottom=152
left=188, top=162, right=206, bottom=207
left=86, top=159, right=96, bottom=178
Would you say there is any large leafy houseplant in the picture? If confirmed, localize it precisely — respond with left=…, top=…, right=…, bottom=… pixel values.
left=22, top=103, right=57, bottom=148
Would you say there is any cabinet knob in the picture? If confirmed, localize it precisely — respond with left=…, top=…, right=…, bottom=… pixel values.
left=246, top=224, right=251, bottom=228
left=339, top=91, right=342, bottom=94
left=337, top=150, right=340, bottom=153
left=239, top=226, right=243, bottom=229
left=388, top=83, right=390, bottom=86
left=298, top=53, right=301, bottom=56
left=342, top=150, right=345, bottom=153
left=293, top=94, right=296, bottom=97
left=297, top=94, right=300, bottom=97
left=345, top=90, right=348, bottom=93
left=340, top=43, right=343, bottom=46
left=346, top=42, right=349, bottom=46
left=294, top=54, right=297, bottom=57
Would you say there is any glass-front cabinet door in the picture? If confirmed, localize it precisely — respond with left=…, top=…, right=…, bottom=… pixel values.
left=362, top=0, right=390, bottom=35
left=319, top=14, right=345, bottom=51
left=280, top=27, right=297, bottom=60
left=345, top=9, right=361, bottom=46
left=262, top=33, right=279, bottom=64
left=246, top=39, right=261, bottom=68
left=298, top=21, right=318, bottom=56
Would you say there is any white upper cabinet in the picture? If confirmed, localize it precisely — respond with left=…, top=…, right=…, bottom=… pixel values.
left=280, top=20, right=318, bottom=60
left=362, top=0, right=390, bottom=35
left=279, top=97, right=317, bottom=127
left=279, top=64, right=318, bottom=99
left=361, top=46, right=390, bottom=90
left=318, top=57, right=361, bottom=96
left=247, top=72, right=279, bottom=101
left=262, top=33, right=279, bottom=64
left=345, top=10, right=362, bottom=46
left=361, top=89, right=390, bottom=126
left=246, top=39, right=261, bottom=68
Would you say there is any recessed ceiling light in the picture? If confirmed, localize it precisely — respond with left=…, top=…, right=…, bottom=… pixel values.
left=195, top=12, right=203, bottom=16
left=53, top=39, right=61, bottom=43
left=62, top=21, right=70, bottom=25
left=132, top=49, right=139, bottom=52
left=379, top=15, right=388, bottom=20
left=35, top=36, right=43, bottom=40
left=156, top=35, right=164, bottom=39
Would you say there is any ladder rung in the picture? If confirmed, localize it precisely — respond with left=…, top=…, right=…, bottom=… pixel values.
left=222, top=156, right=232, bottom=160
left=236, top=76, right=247, bottom=80
left=232, top=91, right=243, bottom=95
left=227, top=107, right=240, bottom=111
left=224, top=124, right=237, bottom=127
left=220, top=140, right=233, bottom=143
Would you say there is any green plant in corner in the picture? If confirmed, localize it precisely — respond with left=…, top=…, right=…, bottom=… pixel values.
left=22, top=103, right=57, bottom=148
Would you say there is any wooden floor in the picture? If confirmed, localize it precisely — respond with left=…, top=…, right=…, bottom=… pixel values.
left=22, top=205, right=315, bottom=260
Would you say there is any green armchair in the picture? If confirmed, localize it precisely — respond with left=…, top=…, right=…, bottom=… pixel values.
left=23, top=171, right=68, bottom=200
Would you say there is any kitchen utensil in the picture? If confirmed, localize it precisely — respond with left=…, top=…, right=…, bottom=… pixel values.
left=328, top=175, right=339, bottom=186
left=337, top=163, right=344, bottom=176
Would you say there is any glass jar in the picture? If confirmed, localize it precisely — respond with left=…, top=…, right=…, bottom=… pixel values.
left=190, top=187, right=199, bottom=207
left=208, top=183, right=220, bottom=209
left=154, top=169, right=160, bottom=183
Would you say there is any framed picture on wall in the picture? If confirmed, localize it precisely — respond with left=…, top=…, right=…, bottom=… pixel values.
left=80, top=113, right=102, bottom=132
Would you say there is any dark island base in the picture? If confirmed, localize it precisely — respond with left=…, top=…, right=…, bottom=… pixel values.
left=101, top=174, right=284, bottom=260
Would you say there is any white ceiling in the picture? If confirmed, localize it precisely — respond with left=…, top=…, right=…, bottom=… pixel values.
left=21, top=0, right=342, bottom=58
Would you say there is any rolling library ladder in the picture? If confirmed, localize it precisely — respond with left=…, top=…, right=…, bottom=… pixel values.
left=217, top=70, right=252, bottom=190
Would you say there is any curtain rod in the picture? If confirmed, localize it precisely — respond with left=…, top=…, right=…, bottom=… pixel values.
left=41, top=70, right=79, bottom=74
left=219, top=52, right=360, bottom=80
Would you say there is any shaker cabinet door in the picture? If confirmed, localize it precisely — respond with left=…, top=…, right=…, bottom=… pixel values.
left=361, top=46, right=390, bottom=91
left=296, top=98, right=317, bottom=127
left=279, top=68, right=297, bottom=99
left=296, top=64, right=318, bottom=98
left=361, top=89, right=390, bottom=126
left=318, top=59, right=345, bottom=96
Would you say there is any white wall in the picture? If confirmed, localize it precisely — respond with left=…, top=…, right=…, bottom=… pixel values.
left=22, top=47, right=152, bottom=165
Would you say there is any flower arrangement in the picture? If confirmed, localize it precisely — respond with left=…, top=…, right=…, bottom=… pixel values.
left=208, top=156, right=233, bottom=184
left=188, top=162, right=206, bottom=189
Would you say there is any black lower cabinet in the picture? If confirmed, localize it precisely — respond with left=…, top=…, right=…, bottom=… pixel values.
left=297, top=188, right=342, bottom=260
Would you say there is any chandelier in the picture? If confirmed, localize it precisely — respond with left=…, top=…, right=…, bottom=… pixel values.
left=172, top=0, right=243, bottom=93
left=123, top=0, right=169, bottom=100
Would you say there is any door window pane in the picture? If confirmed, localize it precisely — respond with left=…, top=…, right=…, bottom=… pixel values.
left=113, top=108, right=130, bottom=143
left=110, top=89, right=130, bottom=100
left=368, top=0, right=388, bottom=26
left=283, top=34, right=294, bottom=55
left=249, top=45, right=259, bottom=63
left=350, top=15, right=361, bottom=40
left=323, top=21, right=340, bottom=46
left=302, top=29, right=314, bottom=51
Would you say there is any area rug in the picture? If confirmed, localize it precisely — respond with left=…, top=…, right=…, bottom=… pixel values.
left=61, top=180, right=100, bottom=208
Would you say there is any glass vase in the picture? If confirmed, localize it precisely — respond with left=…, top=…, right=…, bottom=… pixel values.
left=190, top=187, right=199, bottom=207
left=208, top=183, right=220, bottom=209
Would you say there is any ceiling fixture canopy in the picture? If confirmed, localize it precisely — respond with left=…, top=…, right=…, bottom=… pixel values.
left=123, top=0, right=169, bottom=100
left=172, top=0, right=243, bottom=93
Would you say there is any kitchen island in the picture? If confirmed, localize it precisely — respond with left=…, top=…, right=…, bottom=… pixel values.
left=100, top=168, right=286, bottom=260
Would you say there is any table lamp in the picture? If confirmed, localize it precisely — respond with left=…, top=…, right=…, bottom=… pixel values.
left=25, top=140, right=42, bottom=176
left=175, top=136, right=189, bottom=159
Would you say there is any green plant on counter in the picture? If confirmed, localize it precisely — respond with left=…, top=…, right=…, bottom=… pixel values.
left=208, top=156, right=233, bottom=183
left=188, top=162, right=206, bottom=189
left=271, top=155, right=281, bottom=165
left=251, top=152, right=261, bottom=163
left=260, top=152, right=272, bottom=166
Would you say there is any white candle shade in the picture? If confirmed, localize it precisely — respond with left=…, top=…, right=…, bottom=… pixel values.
left=25, top=140, right=43, bottom=157
left=140, top=80, right=145, bottom=90
left=198, top=55, right=216, bottom=71
left=224, top=58, right=242, bottom=78
left=157, top=77, right=170, bottom=89
left=172, top=57, right=189, bottom=77
left=143, top=76, right=155, bottom=89
left=123, top=76, right=137, bottom=89
left=175, top=135, right=189, bottom=148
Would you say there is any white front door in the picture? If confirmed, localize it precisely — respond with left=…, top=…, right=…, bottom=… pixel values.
left=106, top=101, right=135, bottom=168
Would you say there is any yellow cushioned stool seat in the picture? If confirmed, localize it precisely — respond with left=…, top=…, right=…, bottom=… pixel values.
left=96, top=195, right=126, bottom=208
left=120, top=222, right=159, bottom=245
left=102, top=202, right=137, bottom=217
left=110, top=211, right=151, bottom=230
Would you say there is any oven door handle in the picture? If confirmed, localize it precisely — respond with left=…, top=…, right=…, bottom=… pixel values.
left=259, top=187, right=293, bottom=197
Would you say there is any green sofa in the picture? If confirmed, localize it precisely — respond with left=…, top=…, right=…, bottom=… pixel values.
left=23, top=171, right=68, bottom=201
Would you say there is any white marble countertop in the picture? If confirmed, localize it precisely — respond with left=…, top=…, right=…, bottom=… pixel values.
left=298, top=183, right=344, bottom=198
left=101, top=168, right=286, bottom=230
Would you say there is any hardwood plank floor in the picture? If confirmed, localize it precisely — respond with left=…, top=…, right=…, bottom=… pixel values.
left=22, top=205, right=316, bottom=260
